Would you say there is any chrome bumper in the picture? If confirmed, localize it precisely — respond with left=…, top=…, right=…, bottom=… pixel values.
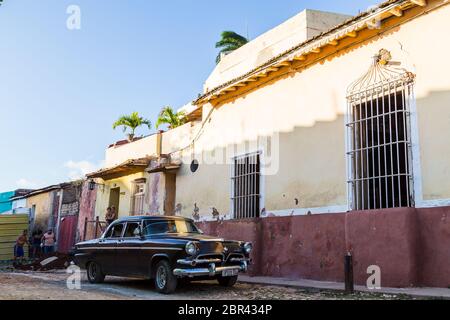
left=173, top=261, right=248, bottom=278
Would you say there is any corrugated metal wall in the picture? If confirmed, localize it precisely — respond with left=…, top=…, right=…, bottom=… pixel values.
left=0, top=215, right=29, bottom=261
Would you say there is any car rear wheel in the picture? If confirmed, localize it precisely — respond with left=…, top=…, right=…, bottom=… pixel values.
left=87, top=261, right=105, bottom=284
left=154, top=260, right=178, bottom=294
left=217, top=275, right=238, bottom=287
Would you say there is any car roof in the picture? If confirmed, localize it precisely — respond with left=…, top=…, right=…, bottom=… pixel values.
left=115, top=215, right=194, bottom=223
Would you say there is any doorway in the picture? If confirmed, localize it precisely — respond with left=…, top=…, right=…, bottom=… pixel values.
left=109, top=187, right=120, bottom=213
left=164, top=173, right=176, bottom=216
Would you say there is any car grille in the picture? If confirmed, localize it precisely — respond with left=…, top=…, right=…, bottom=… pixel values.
left=196, top=254, right=224, bottom=263
left=200, top=241, right=224, bottom=253
left=226, top=253, right=245, bottom=262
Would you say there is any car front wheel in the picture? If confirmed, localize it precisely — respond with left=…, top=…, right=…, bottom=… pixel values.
left=87, top=261, right=105, bottom=284
left=217, top=275, right=238, bottom=287
left=154, top=260, right=178, bottom=294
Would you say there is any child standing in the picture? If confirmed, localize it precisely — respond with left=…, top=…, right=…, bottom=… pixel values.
left=14, top=230, right=29, bottom=262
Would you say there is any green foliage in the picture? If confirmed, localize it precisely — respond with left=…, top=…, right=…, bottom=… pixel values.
left=215, top=31, right=249, bottom=64
left=112, top=112, right=151, bottom=136
left=156, top=106, right=187, bottom=130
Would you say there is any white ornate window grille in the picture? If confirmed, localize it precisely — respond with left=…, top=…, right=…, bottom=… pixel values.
left=231, top=152, right=261, bottom=219
left=130, top=181, right=146, bottom=216
left=346, top=50, right=415, bottom=211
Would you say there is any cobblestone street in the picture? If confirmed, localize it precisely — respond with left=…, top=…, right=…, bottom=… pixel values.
left=0, top=270, right=422, bottom=300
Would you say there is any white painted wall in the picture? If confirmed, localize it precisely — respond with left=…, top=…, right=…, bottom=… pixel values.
left=205, top=9, right=351, bottom=92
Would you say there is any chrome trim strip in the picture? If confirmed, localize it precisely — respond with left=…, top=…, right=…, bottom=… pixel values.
left=229, top=257, right=250, bottom=262
left=177, top=258, right=222, bottom=266
left=173, top=265, right=244, bottom=278
left=197, top=253, right=225, bottom=261
left=80, top=247, right=182, bottom=251
left=226, top=253, right=245, bottom=262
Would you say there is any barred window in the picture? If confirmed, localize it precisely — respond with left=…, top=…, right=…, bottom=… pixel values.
left=130, top=181, right=146, bottom=216
left=231, top=152, right=261, bottom=219
left=346, top=54, right=415, bottom=211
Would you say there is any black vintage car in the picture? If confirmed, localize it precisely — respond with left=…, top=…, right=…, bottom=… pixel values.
left=73, top=216, right=252, bottom=294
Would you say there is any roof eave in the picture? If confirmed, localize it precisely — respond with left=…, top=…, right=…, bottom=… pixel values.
left=191, top=0, right=426, bottom=108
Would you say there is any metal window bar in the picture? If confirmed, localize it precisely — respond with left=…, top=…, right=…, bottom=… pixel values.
left=130, top=183, right=146, bottom=216
left=231, top=152, right=261, bottom=219
left=346, top=57, right=415, bottom=211
left=131, top=194, right=145, bottom=216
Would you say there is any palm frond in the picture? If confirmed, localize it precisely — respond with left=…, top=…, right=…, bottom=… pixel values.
left=156, top=106, right=187, bottom=129
left=112, top=112, right=152, bottom=136
left=215, top=30, right=248, bottom=64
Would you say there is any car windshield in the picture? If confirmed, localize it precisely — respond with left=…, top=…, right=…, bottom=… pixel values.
left=143, top=220, right=199, bottom=236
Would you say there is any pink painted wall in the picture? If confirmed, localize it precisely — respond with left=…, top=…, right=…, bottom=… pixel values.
left=416, top=207, right=450, bottom=287
left=345, top=208, right=419, bottom=287
left=197, top=220, right=262, bottom=275
left=198, top=213, right=346, bottom=282
left=198, top=207, right=450, bottom=288
left=76, top=181, right=97, bottom=243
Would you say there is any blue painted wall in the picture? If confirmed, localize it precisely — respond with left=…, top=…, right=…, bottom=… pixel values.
left=0, top=191, right=14, bottom=214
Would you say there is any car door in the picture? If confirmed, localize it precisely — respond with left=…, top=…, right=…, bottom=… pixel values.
left=99, top=222, right=124, bottom=275
left=137, top=220, right=180, bottom=276
left=116, top=221, right=144, bottom=276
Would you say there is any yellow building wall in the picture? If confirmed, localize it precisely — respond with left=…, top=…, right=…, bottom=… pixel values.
left=171, top=2, right=450, bottom=218
left=26, top=192, right=54, bottom=231
left=95, top=172, right=148, bottom=220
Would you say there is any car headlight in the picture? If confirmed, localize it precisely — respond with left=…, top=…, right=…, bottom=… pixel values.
left=243, top=242, right=253, bottom=254
left=185, top=241, right=198, bottom=256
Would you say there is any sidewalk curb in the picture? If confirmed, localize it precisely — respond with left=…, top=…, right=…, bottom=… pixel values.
left=238, top=276, right=450, bottom=300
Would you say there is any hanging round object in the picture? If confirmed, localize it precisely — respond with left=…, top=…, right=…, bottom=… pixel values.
left=190, top=159, right=199, bottom=173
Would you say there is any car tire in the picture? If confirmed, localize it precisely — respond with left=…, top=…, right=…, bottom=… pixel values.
left=87, top=261, right=105, bottom=284
left=154, top=260, right=178, bottom=294
left=217, top=275, right=238, bottom=287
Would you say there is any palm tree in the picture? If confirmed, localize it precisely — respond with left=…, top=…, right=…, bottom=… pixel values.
left=156, top=106, right=187, bottom=130
left=215, top=31, right=249, bottom=64
left=112, top=112, right=151, bottom=141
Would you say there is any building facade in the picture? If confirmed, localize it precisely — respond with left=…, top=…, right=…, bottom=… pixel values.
left=11, top=182, right=84, bottom=253
left=90, top=0, right=450, bottom=288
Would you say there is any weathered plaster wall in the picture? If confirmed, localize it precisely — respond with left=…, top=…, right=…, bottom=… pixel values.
left=172, top=3, right=450, bottom=219
left=416, top=206, right=450, bottom=287
left=95, top=172, right=147, bottom=220
left=175, top=162, right=231, bottom=219
left=345, top=208, right=419, bottom=287
left=77, top=181, right=97, bottom=242
left=26, top=192, right=54, bottom=231
left=161, top=122, right=197, bottom=155
left=199, top=206, right=450, bottom=288
left=147, top=172, right=165, bottom=215
left=205, top=9, right=351, bottom=91
left=105, top=134, right=158, bottom=168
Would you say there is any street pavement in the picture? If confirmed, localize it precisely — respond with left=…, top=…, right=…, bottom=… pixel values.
left=0, top=270, right=425, bottom=300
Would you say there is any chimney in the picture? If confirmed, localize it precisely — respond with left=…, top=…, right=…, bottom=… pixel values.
left=156, top=130, right=164, bottom=157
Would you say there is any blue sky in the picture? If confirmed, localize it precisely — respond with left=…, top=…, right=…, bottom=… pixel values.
left=0, top=0, right=377, bottom=191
